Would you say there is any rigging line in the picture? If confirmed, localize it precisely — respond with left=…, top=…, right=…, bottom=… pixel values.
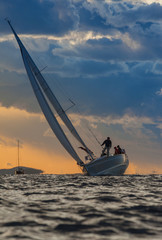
left=64, top=99, right=76, bottom=113
left=35, top=66, right=48, bottom=75
left=86, top=126, right=102, bottom=147
left=73, top=103, right=102, bottom=149
left=53, top=107, right=69, bottom=119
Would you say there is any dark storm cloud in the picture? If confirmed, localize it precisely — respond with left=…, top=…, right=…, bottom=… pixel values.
left=78, top=1, right=162, bottom=62
left=0, top=0, right=161, bottom=36
left=59, top=62, right=162, bottom=118
left=0, top=0, right=79, bottom=35
left=81, top=1, right=162, bottom=28
left=0, top=0, right=161, bottom=120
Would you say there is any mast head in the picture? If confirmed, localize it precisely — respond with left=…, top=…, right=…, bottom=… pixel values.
left=5, top=17, right=11, bottom=24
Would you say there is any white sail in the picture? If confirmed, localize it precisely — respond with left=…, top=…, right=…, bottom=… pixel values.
left=7, top=20, right=83, bottom=165
left=7, top=20, right=93, bottom=159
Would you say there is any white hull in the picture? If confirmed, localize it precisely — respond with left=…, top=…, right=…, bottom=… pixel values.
left=84, top=154, right=129, bottom=176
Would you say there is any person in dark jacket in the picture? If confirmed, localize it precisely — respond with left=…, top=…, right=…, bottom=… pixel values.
left=101, top=137, right=112, bottom=157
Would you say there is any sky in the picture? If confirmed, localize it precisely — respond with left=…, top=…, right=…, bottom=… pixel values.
left=0, top=0, right=161, bottom=174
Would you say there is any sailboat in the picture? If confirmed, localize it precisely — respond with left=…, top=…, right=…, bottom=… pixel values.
left=15, top=140, right=24, bottom=175
left=7, top=21, right=129, bottom=176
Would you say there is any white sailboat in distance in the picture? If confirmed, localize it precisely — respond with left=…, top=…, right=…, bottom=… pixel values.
left=7, top=20, right=129, bottom=176
left=15, top=140, right=24, bottom=175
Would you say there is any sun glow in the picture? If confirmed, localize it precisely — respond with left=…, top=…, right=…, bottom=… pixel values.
left=0, top=141, right=82, bottom=174
left=0, top=105, right=161, bottom=175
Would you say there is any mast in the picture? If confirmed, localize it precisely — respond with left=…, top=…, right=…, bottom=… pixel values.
left=17, top=140, right=20, bottom=168
left=7, top=20, right=84, bottom=165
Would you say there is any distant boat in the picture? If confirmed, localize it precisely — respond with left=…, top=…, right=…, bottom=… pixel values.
left=15, top=140, right=24, bottom=175
left=7, top=21, right=129, bottom=176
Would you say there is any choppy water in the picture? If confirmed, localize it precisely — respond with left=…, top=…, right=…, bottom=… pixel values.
left=0, top=174, right=162, bottom=240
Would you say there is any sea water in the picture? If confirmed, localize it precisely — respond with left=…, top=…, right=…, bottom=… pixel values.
left=0, top=174, right=162, bottom=240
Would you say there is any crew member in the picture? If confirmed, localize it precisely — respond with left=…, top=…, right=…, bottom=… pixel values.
left=117, top=145, right=122, bottom=154
left=101, top=137, right=112, bottom=157
left=114, top=146, right=119, bottom=155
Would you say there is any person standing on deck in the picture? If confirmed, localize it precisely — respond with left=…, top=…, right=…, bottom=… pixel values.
left=101, top=137, right=112, bottom=157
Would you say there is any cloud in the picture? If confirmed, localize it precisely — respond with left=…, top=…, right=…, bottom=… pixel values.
left=142, top=0, right=162, bottom=4
left=0, top=106, right=61, bottom=152
left=82, top=1, right=162, bottom=27
left=156, top=88, right=162, bottom=96
left=70, top=112, right=159, bottom=141
left=1, top=0, right=79, bottom=35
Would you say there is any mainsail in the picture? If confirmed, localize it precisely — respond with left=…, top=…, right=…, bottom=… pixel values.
left=7, top=20, right=85, bottom=165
